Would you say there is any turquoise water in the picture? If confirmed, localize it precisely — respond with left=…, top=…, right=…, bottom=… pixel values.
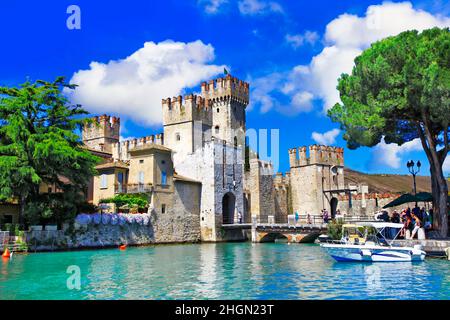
left=1, top=243, right=449, bottom=300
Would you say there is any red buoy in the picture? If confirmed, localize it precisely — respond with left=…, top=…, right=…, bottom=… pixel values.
left=2, top=248, right=11, bottom=258
left=119, top=245, right=127, bottom=250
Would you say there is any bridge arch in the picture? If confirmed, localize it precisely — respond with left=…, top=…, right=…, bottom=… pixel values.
left=259, top=232, right=288, bottom=243
left=222, top=192, right=236, bottom=224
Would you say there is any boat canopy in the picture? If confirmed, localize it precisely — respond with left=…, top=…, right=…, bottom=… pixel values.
left=355, top=221, right=404, bottom=229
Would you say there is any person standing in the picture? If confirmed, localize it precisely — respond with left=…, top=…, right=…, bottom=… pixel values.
left=323, top=209, right=329, bottom=223
left=410, top=213, right=422, bottom=239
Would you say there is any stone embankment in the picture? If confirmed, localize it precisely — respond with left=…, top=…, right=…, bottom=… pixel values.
left=25, top=213, right=200, bottom=252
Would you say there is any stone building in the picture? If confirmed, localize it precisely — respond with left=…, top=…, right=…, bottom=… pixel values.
left=81, top=74, right=414, bottom=244
left=83, top=75, right=250, bottom=242
left=1, top=74, right=432, bottom=237
left=160, top=75, right=249, bottom=242
left=285, top=145, right=345, bottom=219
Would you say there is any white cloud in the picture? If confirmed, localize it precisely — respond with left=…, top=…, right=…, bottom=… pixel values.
left=198, top=0, right=228, bottom=14
left=304, top=1, right=450, bottom=112
left=371, top=137, right=423, bottom=169
left=250, top=2, right=450, bottom=115
left=443, top=156, right=450, bottom=174
left=238, top=0, right=283, bottom=15
left=66, top=40, right=225, bottom=126
left=291, top=91, right=314, bottom=113
left=285, top=31, right=319, bottom=49
left=311, top=129, right=341, bottom=146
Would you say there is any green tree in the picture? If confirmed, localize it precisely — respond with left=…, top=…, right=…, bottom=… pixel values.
left=328, top=27, right=450, bottom=237
left=0, top=77, right=100, bottom=226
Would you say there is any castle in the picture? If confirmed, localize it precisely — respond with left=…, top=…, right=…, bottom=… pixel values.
left=81, top=74, right=386, bottom=243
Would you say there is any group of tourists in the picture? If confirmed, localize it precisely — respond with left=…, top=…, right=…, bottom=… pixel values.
left=376, top=206, right=433, bottom=239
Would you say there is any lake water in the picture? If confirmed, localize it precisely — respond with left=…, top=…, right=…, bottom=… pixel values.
left=1, top=243, right=449, bottom=300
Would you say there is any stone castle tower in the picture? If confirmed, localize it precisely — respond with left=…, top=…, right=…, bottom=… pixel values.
left=288, top=145, right=345, bottom=218
left=162, top=74, right=249, bottom=242
left=162, top=74, right=249, bottom=158
left=82, top=115, right=120, bottom=153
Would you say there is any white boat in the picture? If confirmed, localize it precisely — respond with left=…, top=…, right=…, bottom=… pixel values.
left=321, top=222, right=426, bottom=262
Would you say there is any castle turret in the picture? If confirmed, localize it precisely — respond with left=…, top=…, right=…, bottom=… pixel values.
left=162, top=94, right=212, bottom=155
left=202, top=75, right=249, bottom=151
left=82, top=115, right=120, bottom=153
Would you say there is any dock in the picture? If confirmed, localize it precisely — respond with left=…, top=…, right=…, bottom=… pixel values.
left=392, top=239, right=450, bottom=258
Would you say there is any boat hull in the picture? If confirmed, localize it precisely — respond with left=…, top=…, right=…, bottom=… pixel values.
left=321, top=244, right=426, bottom=262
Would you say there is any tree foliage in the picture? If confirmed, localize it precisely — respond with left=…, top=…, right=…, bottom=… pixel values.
left=0, top=77, right=100, bottom=226
left=328, top=27, right=450, bottom=236
left=100, top=193, right=149, bottom=210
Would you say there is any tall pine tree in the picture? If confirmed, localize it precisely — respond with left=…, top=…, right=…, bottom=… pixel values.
left=0, top=77, right=100, bottom=227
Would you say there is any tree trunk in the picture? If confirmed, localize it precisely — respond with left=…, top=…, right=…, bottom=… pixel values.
left=432, top=162, right=448, bottom=237
left=417, top=121, right=448, bottom=237
left=429, top=166, right=440, bottom=230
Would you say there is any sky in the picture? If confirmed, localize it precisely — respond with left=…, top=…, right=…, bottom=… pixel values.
left=1, top=0, right=449, bottom=176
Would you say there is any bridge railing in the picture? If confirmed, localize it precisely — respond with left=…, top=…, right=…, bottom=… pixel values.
left=252, top=214, right=376, bottom=226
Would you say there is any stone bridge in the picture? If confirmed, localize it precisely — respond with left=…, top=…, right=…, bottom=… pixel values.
left=252, top=223, right=327, bottom=243
left=221, top=222, right=328, bottom=243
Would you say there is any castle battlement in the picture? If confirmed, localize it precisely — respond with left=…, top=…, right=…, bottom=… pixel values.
left=201, top=75, right=249, bottom=104
left=162, top=94, right=212, bottom=126
left=274, top=172, right=289, bottom=186
left=289, top=145, right=344, bottom=167
left=82, top=114, right=120, bottom=153
left=83, top=115, right=120, bottom=140
left=250, top=158, right=273, bottom=176
left=112, top=133, right=164, bottom=161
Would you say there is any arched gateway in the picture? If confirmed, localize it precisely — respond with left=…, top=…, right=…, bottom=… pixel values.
left=222, top=192, right=236, bottom=224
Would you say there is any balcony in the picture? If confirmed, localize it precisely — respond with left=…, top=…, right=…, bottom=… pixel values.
left=115, top=183, right=153, bottom=194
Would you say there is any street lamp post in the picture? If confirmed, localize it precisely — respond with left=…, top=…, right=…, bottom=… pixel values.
left=407, top=160, right=421, bottom=206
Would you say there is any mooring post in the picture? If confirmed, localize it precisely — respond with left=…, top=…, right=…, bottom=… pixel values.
left=251, top=215, right=257, bottom=243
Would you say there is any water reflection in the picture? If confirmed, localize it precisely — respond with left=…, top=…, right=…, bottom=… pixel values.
left=0, top=243, right=448, bottom=300
left=195, top=244, right=219, bottom=299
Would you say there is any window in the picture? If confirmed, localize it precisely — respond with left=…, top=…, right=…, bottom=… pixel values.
left=138, top=171, right=145, bottom=184
left=216, top=108, right=220, bottom=113
left=234, top=136, right=238, bottom=147
left=48, top=187, right=52, bottom=193
left=100, top=174, right=108, bottom=189
left=215, top=126, right=220, bottom=134
left=161, top=171, right=167, bottom=185
left=161, top=204, right=166, bottom=214
left=117, top=172, right=124, bottom=192
left=176, top=133, right=181, bottom=141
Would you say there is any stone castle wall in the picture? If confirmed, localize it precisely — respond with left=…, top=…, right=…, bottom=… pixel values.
left=172, top=139, right=244, bottom=242
left=274, top=173, right=289, bottom=223
left=25, top=210, right=201, bottom=252
left=245, top=159, right=275, bottom=223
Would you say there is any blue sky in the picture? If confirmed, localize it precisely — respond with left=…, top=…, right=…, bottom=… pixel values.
left=1, top=0, right=449, bottom=176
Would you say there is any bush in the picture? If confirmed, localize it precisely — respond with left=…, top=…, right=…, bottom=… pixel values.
left=328, top=218, right=344, bottom=240
left=100, top=193, right=148, bottom=211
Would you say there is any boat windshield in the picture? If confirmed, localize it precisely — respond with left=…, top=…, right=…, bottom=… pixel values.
left=341, top=225, right=366, bottom=245
left=354, top=222, right=403, bottom=246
